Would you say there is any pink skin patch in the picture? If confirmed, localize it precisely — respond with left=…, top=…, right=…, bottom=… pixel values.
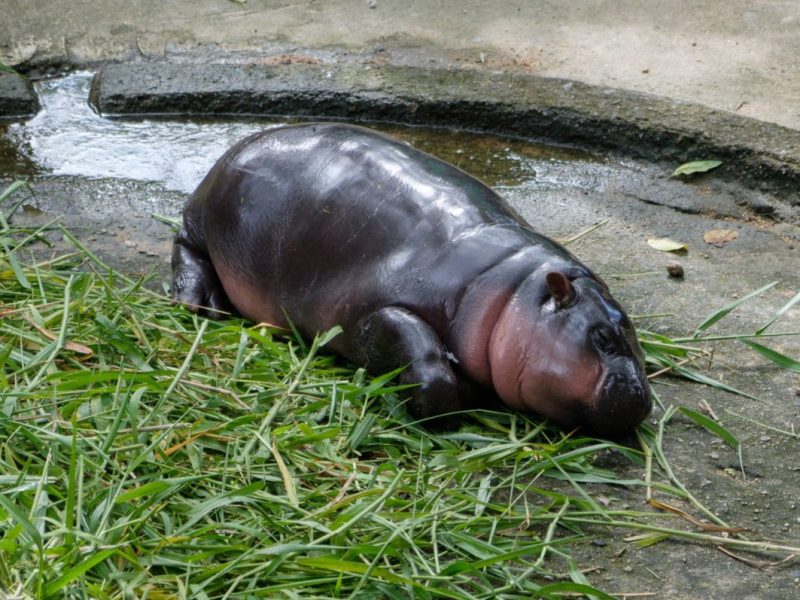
left=215, top=265, right=286, bottom=329
left=488, top=291, right=602, bottom=425
left=448, top=286, right=515, bottom=387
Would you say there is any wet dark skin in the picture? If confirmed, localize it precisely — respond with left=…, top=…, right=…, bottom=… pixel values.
left=172, top=123, right=651, bottom=437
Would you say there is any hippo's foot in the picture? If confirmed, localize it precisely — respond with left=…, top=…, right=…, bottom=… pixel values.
left=171, top=232, right=233, bottom=319
left=357, top=307, right=466, bottom=428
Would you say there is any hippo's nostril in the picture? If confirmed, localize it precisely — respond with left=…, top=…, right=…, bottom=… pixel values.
left=589, top=370, right=652, bottom=438
left=603, top=372, right=643, bottom=401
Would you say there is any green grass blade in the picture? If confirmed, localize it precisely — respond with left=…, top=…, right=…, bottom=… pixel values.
left=114, top=480, right=175, bottom=504
left=756, top=290, right=800, bottom=334
left=649, top=354, right=757, bottom=400
left=0, top=494, right=43, bottom=549
left=678, top=407, right=739, bottom=449
left=536, top=581, right=618, bottom=600
left=0, top=181, right=30, bottom=230
left=42, top=548, right=116, bottom=598
left=346, top=412, right=378, bottom=452
left=2, top=240, right=31, bottom=289
left=692, top=281, right=778, bottom=337
left=740, top=339, right=800, bottom=374
left=65, top=424, right=79, bottom=547
left=295, top=556, right=416, bottom=588
left=0, top=181, right=29, bottom=203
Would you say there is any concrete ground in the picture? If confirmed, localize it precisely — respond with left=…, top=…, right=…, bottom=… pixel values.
left=3, top=0, right=800, bottom=131
left=1, top=1, right=799, bottom=598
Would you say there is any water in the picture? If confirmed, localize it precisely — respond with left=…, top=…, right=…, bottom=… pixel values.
left=1, top=72, right=617, bottom=195
left=3, top=73, right=276, bottom=192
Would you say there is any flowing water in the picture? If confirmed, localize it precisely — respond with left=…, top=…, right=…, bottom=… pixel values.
left=1, top=72, right=617, bottom=195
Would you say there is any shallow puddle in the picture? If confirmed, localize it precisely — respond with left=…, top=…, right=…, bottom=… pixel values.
left=1, top=72, right=617, bottom=195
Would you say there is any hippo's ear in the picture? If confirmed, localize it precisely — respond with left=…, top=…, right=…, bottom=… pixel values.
left=546, top=272, right=574, bottom=308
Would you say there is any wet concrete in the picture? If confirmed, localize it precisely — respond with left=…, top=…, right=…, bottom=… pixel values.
left=4, top=100, right=798, bottom=599
left=4, top=1, right=800, bottom=132
left=89, top=62, right=800, bottom=210
left=2, top=74, right=275, bottom=191
left=0, top=71, right=39, bottom=117
left=1, top=3, right=799, bottom=596
left=3, top=116, right=800, bottom=600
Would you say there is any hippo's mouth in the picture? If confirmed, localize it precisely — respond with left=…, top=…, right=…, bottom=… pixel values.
left=588, top=360, right=651, bottom=437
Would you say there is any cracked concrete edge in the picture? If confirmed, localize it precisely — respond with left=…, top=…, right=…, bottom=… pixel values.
left=0, top=71, right=40, bottom=118
left=89, top=62, right=800, bottom=209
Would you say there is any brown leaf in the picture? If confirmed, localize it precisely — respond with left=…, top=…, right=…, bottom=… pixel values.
left=703, top=229, right=738, bottom=247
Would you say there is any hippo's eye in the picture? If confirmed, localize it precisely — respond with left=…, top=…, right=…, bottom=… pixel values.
left=592, top=327, right=618, bottom=355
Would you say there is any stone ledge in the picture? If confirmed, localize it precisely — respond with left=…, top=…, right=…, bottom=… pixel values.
left=0, top=71, right=40, bottom=118
left=90, top=62, right=800, bottom=205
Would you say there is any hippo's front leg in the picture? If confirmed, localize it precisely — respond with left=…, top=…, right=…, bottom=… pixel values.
left=171, top=228, right=233, bottom=319
left=356, top=307, right=466, bottom=428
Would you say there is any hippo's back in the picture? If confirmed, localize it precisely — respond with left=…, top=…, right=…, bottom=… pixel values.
left=189, top=123, right=581, bottom=336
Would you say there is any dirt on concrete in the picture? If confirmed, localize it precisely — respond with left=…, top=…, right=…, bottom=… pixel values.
left=5, top=124, right=798, bottom=597
left=1, top=1, right=799, bottom=598
left=3, top=1, right=800, bottom=132
left=89, top=61, right=800, bottom=211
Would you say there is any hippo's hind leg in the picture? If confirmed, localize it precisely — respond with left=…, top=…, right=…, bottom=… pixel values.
left=171, top=228, right=233, bottom=318
left=357, top=307, right=466, bottom=428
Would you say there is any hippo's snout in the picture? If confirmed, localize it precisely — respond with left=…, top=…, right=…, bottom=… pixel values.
left=589, top=361, right=651, bottom=437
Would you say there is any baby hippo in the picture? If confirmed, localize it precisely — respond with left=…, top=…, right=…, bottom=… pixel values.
left=172, top=123, right=651, bottom=437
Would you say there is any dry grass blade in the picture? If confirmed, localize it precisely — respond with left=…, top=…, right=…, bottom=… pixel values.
left=716, top=547, right=798, bottom=570
left=647, top=499, right=747, bottom=534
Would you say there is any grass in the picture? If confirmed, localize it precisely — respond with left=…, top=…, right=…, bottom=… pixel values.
left=1, top=181, right=799, bottom=599
left=0, top=62, right=19, bottom=75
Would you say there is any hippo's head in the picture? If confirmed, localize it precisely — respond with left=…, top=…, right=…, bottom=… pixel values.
left=489, top=271, right=651, bottom=438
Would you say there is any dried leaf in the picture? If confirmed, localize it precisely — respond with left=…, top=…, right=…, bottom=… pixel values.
left=648, top=498, right=746, bottom=533
left=703, top=229, right=738, bottom=247
left=30, top=322, right=93, bottom=356
left=672, top=160, right=723, bottom=177
left=647, top=237, right=688, bottom=252
left=717, top=546, right=799, bottom=569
